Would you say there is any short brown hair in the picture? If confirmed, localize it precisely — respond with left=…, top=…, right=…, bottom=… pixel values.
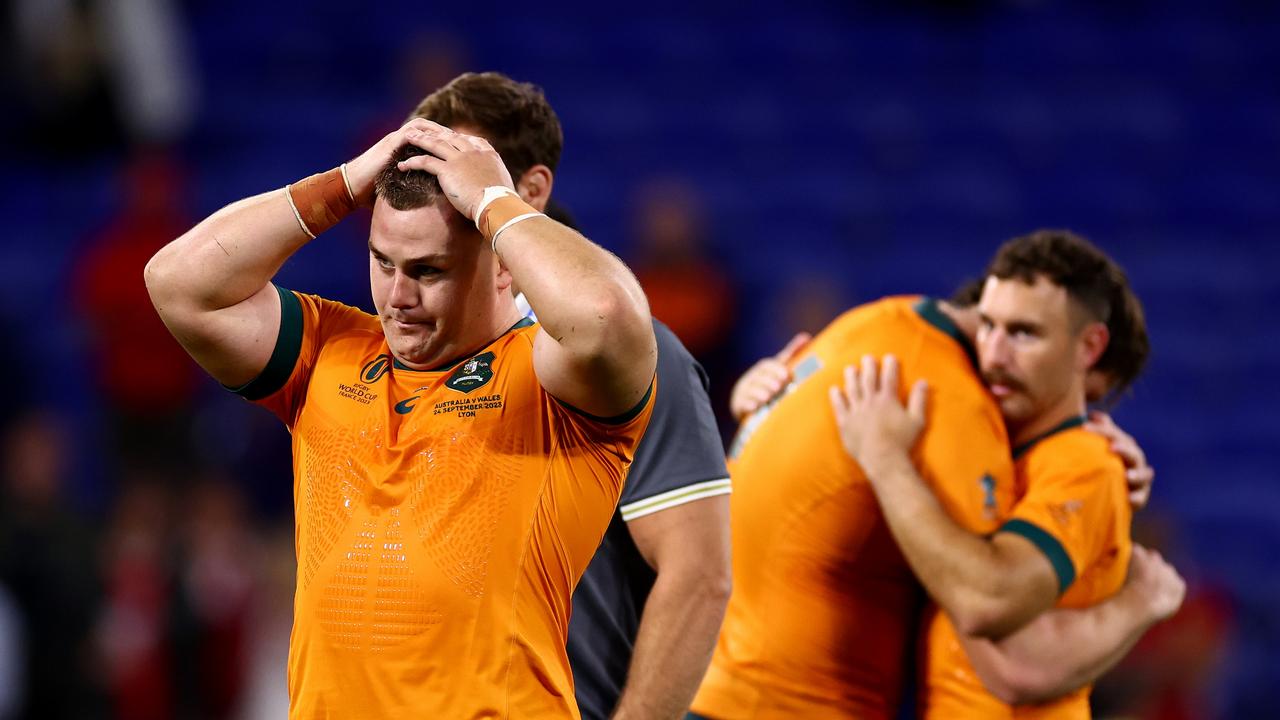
left=986, top=229, right=1150, bottom=400
left=411, top=72, right=562, bottom=179
left=376, top=72, right=564, bottom=211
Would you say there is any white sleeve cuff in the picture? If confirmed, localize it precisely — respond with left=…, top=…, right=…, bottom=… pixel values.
left=620, top=478, right=732, bottom=522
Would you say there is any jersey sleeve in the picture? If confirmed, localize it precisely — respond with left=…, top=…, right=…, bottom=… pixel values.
left=548, top=374, right=657, bottom=464
left=913, top=384, right=1014, bottom=537
left=226, top=286, right=363, bottom=429
left=617, top=321, right=730, bottom=522
left=998, top=445, right=1129, bottom=596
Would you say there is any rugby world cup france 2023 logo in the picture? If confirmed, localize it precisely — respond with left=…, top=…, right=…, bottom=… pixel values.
left=361, top=355, right=392, bottom=384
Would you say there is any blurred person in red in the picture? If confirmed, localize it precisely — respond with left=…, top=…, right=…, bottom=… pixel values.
left=630, top=178, right=738, bottom=414
left=1090, top=513, right=1235, bottom=720
left=97, top=480, right=177, bottom=720
left=172, top=477, right=258, bottom=718
left=73, top=149, right=201, bottom=476
left=0, top=409, right=106, bottom=718
left=356, top=31, right=472, bottom=153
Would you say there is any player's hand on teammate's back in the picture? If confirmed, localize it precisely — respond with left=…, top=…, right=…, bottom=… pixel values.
left=396, top=119, right=516, bottom=222
left=1086, top=411, right=1154, bottom=510
left=828, top=354, right=929, bottom=478
left=729, top=332, right=811, bottom=421
left=1127, top=544, right=1186, bottom=623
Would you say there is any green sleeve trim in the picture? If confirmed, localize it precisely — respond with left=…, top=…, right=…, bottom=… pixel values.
left=998, top=518, right=1077, bottom=596
left=556, top=376, right=654, bottom=425
left=226, top=285, right=304, bottom=401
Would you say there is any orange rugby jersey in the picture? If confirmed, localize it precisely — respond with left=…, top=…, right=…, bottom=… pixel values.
left=691, top=297, right=1015, bottom=720
left=918, top=419, right=1133, bottom=720
left=235, top=287, right=654, bottom=720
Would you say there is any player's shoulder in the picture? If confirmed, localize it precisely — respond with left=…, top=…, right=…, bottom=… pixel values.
left=805, top=296, right=927, bottom=363
left=1020, top=423, right=1124, bottom=479
left=824, top=295, right=923, bottom=334
left=293, top=291, right=383, bottom=358
left=293, top=290, right=380, bottom=334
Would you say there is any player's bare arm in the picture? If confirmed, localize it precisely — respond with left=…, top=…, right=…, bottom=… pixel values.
left=610, top=496, right=731, bottom=720
left=828, top=354, right=1059, bottom=639
left=144, top=122, right=422, bottom=386
left=397, top=121, right=656, bottom=418
left=958, top=544, right=1185, bottom=704
left=728, top=332, right=812, bottom=422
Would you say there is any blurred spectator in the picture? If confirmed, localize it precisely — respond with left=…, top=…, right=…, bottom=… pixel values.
left=0, top=410, right=106, bottom=718
left=97, top=481, right=176, bottom=720
left=398, top=31, right=473, bottom=108
left=0, top=584, right=19, bottom=718
left=172, top=478, right=257, bottom=719
left=95, top=476, right=266, bottom=720
left=8, top=0, right=126, bottom=155
left=0, top=316, right=29, bottom=439
left=628, top=178, right=739, bottom=424
left=1092, top=513, right=1236, bottom=720
left=73, top=149, right=202, bottom=479
left=96, top=0, right=196, bottom=145
left=630, top=178, right=737, bottom=360
left=358, top=31, right=472, bottom=151
left=777, top=272, right=847, bottom=346
left=9, top=0, right=195, bottom=155
left=235, top=529, right=296, bottom=720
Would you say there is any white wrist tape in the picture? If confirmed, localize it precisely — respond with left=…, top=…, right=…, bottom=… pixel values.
left=284, top=184, right=316, bottom=239
left=474, top=185, right=520, bottom=225
left=491, top=212, right=544, bottom=253
left=339, top=163, right=356, bottom=203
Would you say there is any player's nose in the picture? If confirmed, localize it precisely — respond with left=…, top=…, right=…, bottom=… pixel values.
left=388, top=270, right=419, bottom=309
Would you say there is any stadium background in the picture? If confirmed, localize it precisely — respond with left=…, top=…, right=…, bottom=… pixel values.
left=1, top=0, right=1276, bottom=717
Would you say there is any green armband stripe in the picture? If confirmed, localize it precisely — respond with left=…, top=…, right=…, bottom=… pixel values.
left=227, top=285, right=303, bottom=401
left=998, top=518, right=1076, bottom=595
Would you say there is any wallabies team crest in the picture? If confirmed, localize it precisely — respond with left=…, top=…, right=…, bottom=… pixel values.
left=446, top=352, right=495, bottom=393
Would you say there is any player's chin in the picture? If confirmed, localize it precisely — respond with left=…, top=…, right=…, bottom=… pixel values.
left=996, top=395, right=1033, bottom=425
left=386, top=324, right=437, bottom=361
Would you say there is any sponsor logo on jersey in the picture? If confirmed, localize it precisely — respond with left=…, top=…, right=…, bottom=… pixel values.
left=446, top=352, right=495, bottom=394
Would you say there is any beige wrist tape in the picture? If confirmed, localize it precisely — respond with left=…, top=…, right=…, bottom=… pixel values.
left=476, top=189, right=543, bottom=252
left=286, top=164, right=356, bottom=238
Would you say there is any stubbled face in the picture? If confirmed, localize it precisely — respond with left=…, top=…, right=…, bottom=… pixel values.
left=368, top=196, right=501, bottom=369
left=976, top=275, right=1088, bottom=432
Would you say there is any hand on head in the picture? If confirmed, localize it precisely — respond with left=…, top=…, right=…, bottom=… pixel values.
left=344, top=119, right=515, bottom=218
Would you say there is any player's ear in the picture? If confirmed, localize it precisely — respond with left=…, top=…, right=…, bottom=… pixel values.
left=1079, top=321, right=1109, bottom=372
left=494, top=255, right=513, bottom=293
left=515, top=165, right=553, bottom=213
